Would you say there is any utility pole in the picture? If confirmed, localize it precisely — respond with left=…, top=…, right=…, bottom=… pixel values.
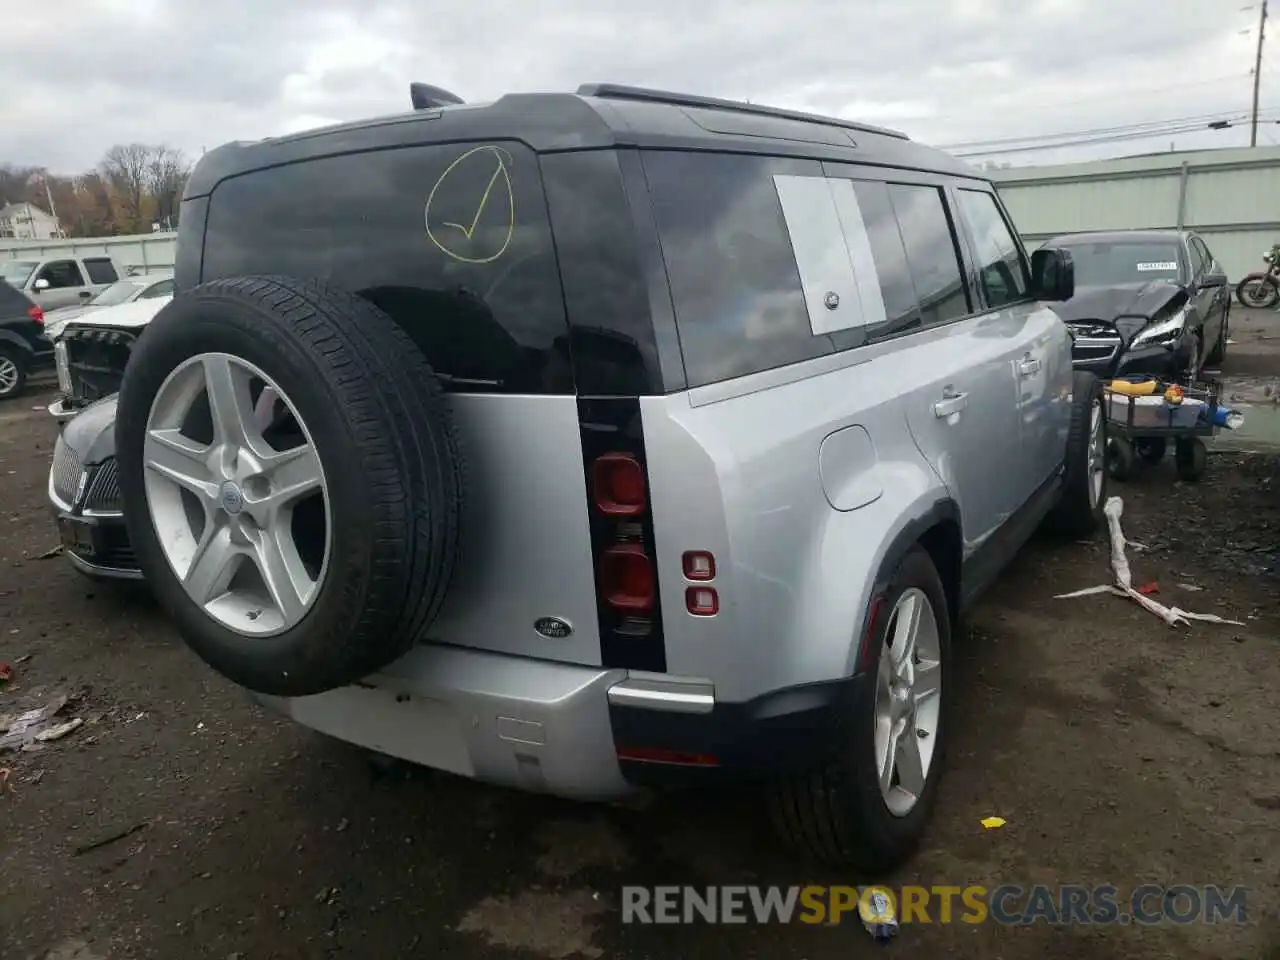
left=1252, top=0, right=1269, bottom=147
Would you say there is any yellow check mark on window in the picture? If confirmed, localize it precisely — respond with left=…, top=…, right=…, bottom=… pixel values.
left=444, top=160, right=507, bottom=240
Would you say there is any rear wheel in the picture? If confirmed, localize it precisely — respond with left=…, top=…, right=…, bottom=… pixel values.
left=0, top=346, right=26, bottom=400
left=1045, top=370, right=1107, bottom=536
left=769, top=546, right=950, bottom=871
left=115, top=276, right=465, bottom=696
left=1135, top=438, right=1166, bottom=465
left=1108, top=437, right=1136, bottom=482
left=1205, top=310, right=1228, bottom=366
left=1236, top=276, right=1280, bottom=309
left=1175, top=437, right=1208, bottom=482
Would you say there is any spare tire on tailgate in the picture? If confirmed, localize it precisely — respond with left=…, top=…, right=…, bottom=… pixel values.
left=115, top=276, right=464, bottom=696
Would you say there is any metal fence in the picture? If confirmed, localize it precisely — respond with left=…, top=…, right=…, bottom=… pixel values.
left=991, top=145, right=1280, bottom=281
left=0, top=231, right=178, bottom=272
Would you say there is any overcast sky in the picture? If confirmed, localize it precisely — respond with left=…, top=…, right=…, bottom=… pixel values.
left=2, top=0, right=1276, bottom=174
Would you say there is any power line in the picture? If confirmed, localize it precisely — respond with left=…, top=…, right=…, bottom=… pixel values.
left=952, top=112, right=1280, bottom=158
left=938, top=110, right=1259, bottom=150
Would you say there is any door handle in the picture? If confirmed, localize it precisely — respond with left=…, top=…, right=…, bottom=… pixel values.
left=1018, top=357, right=1041, bottom=377
left=933, top=391, right=969, bottom=419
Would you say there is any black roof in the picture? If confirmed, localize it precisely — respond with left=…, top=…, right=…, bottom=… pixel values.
left=184, top=83, right=982, bottom=199
left=1045, top=229, right=1191, bottom=246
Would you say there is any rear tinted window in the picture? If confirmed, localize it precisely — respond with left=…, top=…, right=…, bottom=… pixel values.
left=83, top=258, right=119, bottom=284
left=202, top=142, right=572, bottom=394
left=642, top=150, right=832, bottom=387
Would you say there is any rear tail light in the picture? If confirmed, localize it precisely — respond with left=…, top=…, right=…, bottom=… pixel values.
left=591, top=453, right=646, bottom=516
left=600, top=543, right=656, bottom=612
left=28, top=305, right=44, bottom=325
left=685, top=586, right=718, bottom=616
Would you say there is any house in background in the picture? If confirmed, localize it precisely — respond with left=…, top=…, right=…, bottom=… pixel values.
left=0, top=201, right=62, bottom=240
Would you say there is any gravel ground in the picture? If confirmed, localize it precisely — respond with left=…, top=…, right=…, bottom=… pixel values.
left=1, top=315, right=1279, bottom=960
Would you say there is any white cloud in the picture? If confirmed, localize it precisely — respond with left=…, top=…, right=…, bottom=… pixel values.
left=1, top=0, right=1275, bottom=173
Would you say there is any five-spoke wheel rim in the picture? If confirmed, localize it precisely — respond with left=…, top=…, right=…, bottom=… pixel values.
left=873, top=587, right=943, bottom=818
left=1088, top=398, right=1105, bottom=508
left=0, top=355, right=18, bottom=396
left=143, top=353, right=331, bottom=637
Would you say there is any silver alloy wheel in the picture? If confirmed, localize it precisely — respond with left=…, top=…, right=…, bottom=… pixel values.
left=0, top=355, right=18, bottom=395
left=1088, top=398, right=1105, bottom=508
left=873, top=587, right=943, bottom=818
left=143, top=353, right=331, bottom=637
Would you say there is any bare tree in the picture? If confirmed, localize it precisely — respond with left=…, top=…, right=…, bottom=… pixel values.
left=100, top=143, right=154, bottom=231
left=146, top=145, right=190, bottom=230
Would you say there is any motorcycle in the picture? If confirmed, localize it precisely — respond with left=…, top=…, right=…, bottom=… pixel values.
left=1235, top=244, right=1280, bottom=309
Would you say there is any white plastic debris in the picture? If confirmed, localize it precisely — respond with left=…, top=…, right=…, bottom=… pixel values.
left=1054, top=497, right=1245, bottom=627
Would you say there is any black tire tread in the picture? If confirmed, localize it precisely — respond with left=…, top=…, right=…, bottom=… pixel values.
left=768, top=547, right=951, bottom=872
left=116, top=276, right=464, bottom=694
left=1045, top=370, right=1106, bottom=536
left=0, top=343, right=27, bottom=399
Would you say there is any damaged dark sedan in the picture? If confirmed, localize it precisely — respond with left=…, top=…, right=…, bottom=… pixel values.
left=1039, top=230, right=1230, bottom=380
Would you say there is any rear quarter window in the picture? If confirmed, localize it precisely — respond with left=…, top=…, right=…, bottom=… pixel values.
left=201, top=142, right=572, bottom=395
left=82, top=258, right=120, bottom=284
left=641, top=150, right=832, bottom=387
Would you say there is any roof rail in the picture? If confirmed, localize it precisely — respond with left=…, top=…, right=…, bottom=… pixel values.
left=575, top=83, right=908, bottom=140
left=410, top=83, right=465, bottom=110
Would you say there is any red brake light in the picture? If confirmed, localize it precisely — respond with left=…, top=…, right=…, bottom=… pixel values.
left=616, top=746, right=719, bottom=766
left=591, top=453, right=646, bottom=516
left=28, top=305, right=44, bottom=325
left=600, top=543, right=656, bottom=612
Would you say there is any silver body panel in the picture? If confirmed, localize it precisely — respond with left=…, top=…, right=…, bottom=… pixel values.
left=231, top=146, right=1076, bottom=796
left=423, top=394, right=604, bottom=667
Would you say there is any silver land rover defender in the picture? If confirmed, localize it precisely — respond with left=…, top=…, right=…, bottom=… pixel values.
left=112, top=82, right=1104, bottom=871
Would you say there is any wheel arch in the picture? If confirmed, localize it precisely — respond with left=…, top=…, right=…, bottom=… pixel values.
left=0, top=329, right=34, bottom=356
left=844, top=496, right=962, bottom=678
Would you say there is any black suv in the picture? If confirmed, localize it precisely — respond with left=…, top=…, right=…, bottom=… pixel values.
left=0, top=279, right=52, bottom=399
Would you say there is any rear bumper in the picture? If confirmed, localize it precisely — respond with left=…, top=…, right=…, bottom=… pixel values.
left=253, top=644, right=855, bottom=800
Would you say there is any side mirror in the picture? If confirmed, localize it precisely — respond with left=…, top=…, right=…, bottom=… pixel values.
left=33, top=278, right=49, bottom=292
left=1030, top=247, right=1074, bottom=302
left=1200, top=270, right=1227, bottom=289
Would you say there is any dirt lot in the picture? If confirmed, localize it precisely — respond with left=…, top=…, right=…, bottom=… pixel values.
left=2, top=315, right=1279, bottom=960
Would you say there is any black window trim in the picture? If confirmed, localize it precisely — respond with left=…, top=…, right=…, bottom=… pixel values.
left=1188, top=234, right=1214, bottom=281
left=948, top=184, right=1035, bottom=315
left=37, top=258, right=85, bottom=289
left=820, top=163, right=982, bottom=347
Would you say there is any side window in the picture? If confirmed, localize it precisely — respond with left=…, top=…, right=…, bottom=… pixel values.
left=954, top=189, right=1029, bottom=309
left=887, top=185, right=971, bottom=328
left=642, top=151, right=832, bottom=387
left=203, top=141, right=572, bottom=395
left=1190, top=237, right=1212, bottom=276
left=82, top=258, right=119, bottom=284
left=140, top=279, right=174, bottom=299
left=36, top=260, right=85, bottom=289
